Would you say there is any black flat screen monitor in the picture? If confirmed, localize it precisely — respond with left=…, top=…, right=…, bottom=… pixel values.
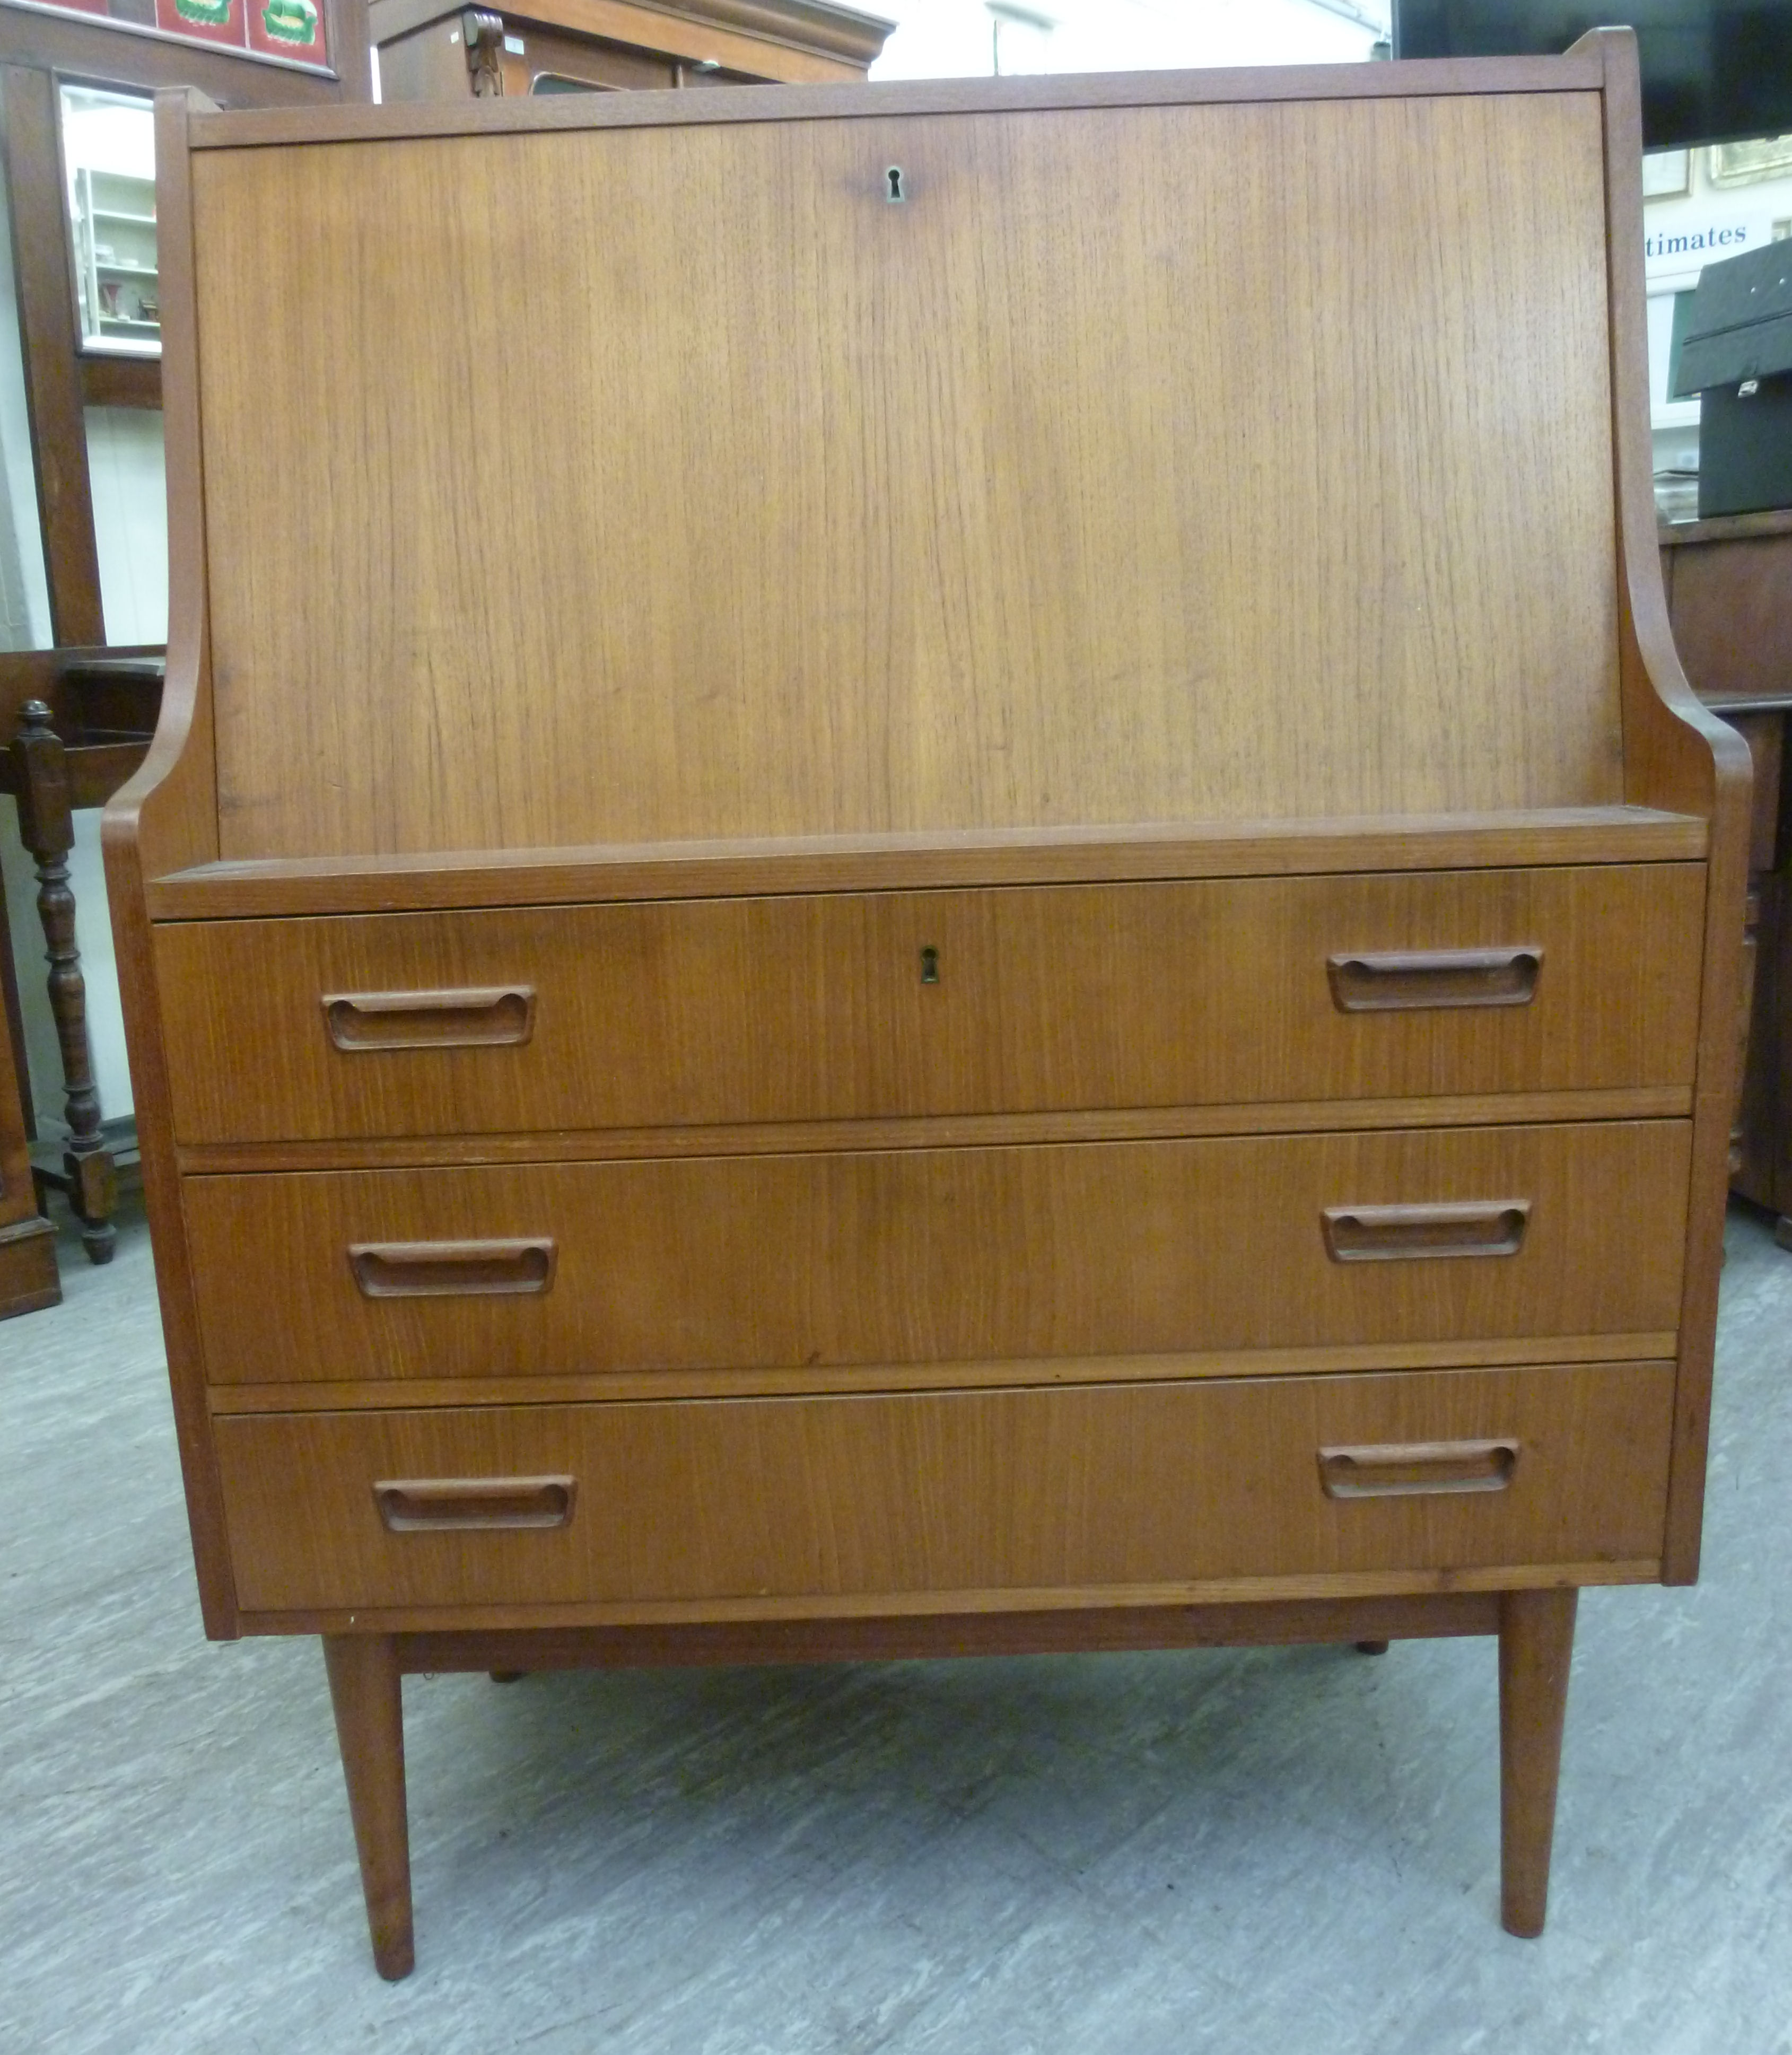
left=1391, top=3, right=1792, bottom=147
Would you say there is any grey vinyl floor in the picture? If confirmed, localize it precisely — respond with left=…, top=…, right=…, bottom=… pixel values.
left=4, top=1196, right=1791, bottom=2055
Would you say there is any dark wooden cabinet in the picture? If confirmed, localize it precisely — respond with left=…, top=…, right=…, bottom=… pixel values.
left=370, top=0, right=894, bottom=101
left=1660, top=510, right=1792, bottom=1246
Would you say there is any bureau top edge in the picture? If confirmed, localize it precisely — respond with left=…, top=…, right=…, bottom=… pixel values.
left=180, top=49, right=1609, bottom=153
left=142, top=809, right=1710, bottom=922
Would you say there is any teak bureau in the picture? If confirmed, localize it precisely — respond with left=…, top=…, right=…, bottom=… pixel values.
left=107, top=36, right=1750, bottom=1978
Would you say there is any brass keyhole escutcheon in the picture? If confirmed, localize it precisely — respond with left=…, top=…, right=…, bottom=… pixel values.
left=919, top=946, right=940, bottom=984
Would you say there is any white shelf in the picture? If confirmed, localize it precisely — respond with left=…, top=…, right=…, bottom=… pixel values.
left=69, top=144, right=160, bottom=360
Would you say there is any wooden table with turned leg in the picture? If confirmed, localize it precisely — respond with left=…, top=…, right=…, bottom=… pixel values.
left=0, top=654, right=161, bottom=1280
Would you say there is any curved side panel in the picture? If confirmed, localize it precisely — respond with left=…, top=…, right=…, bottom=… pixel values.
left=102, top=89, right=236, bottom=1638
left=1587, top=28, right=1753, bottom=1581
left=106, top=88, right=218, bottom=885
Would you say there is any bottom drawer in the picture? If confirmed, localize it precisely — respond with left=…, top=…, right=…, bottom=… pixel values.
left=214, top=1361, right=1675, bottom=1617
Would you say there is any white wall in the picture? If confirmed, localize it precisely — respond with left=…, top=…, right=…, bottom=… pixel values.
left=871, top=0, right=1382, bottom=80
left=85, top=406, right=168, bottom=648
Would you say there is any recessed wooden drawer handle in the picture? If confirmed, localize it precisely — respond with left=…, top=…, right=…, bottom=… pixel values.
left=322, top=987, right=536, bottom=1051
left=373, top=1475, right=576, bottom=1532
left=349, top=1238, right=557, bottom=1298
left=1326, top=947, right=1541, bottom=1012
left=1322, top=1200, right=1529, bottom=1261
left=1318, top=1439, right=1519, bottom=1499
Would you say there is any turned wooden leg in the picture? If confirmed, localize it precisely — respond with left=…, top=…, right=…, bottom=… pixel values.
left=10, top=702, right=115, bottom=1264
left=322, top=1633, right=415, bottom=1980
left=1498, top=1586, right=1578, bottom=1938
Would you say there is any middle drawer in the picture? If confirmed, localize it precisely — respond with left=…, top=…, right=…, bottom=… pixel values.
left=188, top=1121, right=1689, bottom=1388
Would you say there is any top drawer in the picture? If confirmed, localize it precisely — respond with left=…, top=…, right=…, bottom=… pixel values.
left=155, top=864, right=1704, bottom=1144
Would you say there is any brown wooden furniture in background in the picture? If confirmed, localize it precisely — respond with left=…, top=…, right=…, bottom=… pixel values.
left=108, top=38, right=1748, bottom=1977
left=0, top=0, right=369, bottom=1313
left=0, top=649, right=160, bottom=1277
left=1660, top=509, right=1792, bottom=1247
left=371, top=0, right=894, bottom=101
left=0, top=885, right=56, bottom=1314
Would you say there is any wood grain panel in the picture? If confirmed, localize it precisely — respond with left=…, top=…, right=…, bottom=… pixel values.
left=201, top=1334, right=1685, bottom=1415
left=241, top=1561, right=1663, bottom=1635
left=97, top=92, right=236, bottom=1640
left=185, top=1122, right=1691, bottom=1386
left=154, top=866, right=1703, bottom=1143
left=1658, top=520, right=1792, bottom=710
left=1591, top=29, right=1754, bottom=1584
left=191, top=92, right=1620, bottom=859
left=186, top=50, right=1610, bottom=152
left=105, top=87, right=222, bottom=891
left=170, top=1090, right=1694, bottom=1177
left=390, top=1593, right=1513, bottom=1675
left=142, top=809, right=1709, bottom=914
left=212, top=1361, right=1676, bottom=1613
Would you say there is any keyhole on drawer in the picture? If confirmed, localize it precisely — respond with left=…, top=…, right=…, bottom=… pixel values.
left=887, top=165, right=906, bottom=202
left=919, top=945, right=940, bottom=984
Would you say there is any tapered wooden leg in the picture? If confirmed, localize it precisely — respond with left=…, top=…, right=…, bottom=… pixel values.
left=1498, top=1586, right=1578, bottom=1938
left=322, top=1633, right=415, bottom=1980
